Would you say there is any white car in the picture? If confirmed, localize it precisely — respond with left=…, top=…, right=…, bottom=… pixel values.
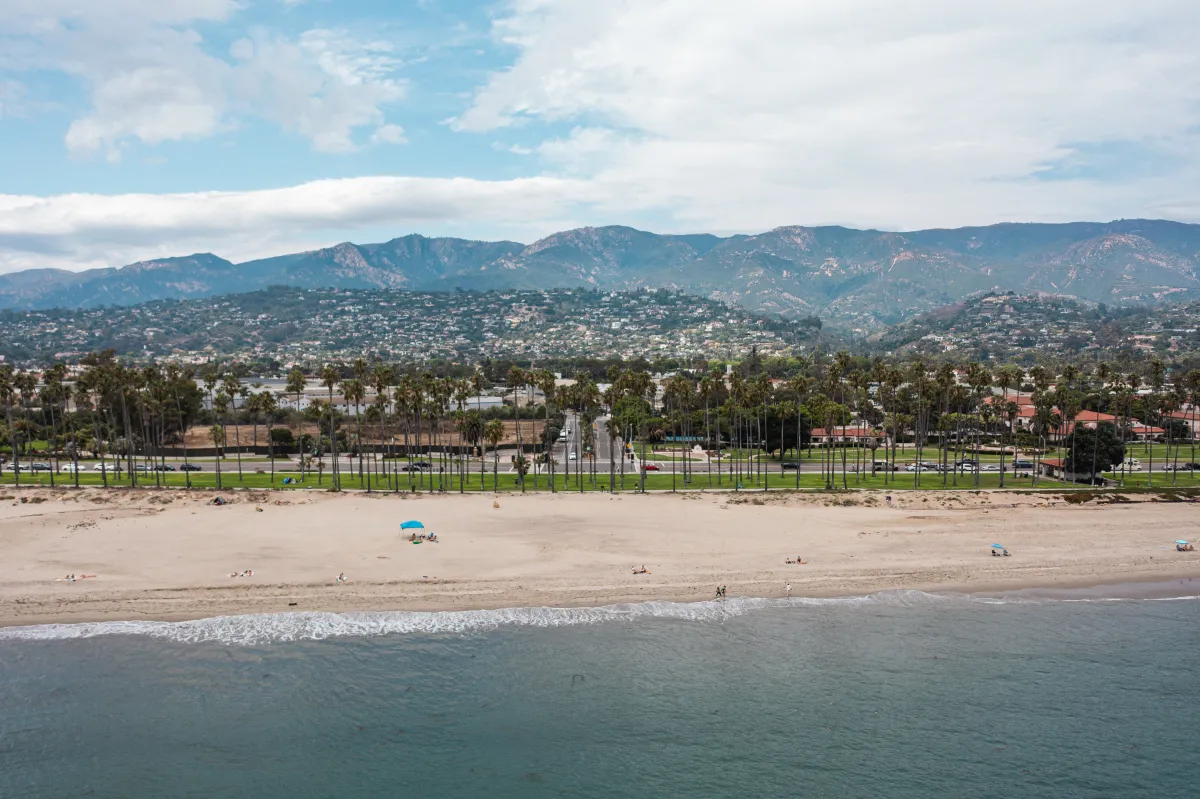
left=60, top=462, right=83, bottom=472
left=569, top=452, right=578, bottom=460
left=93, top=463, right=119, bottom=472
left=1120, top=459, right=1142, bottom=471
left=981, top=464, right=1000, bottom=472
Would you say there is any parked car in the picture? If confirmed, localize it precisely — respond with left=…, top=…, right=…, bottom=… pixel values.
left=642, top=463, right=660, bottom=471
left=178, top=463, right=203, bottom=472
left=781, top=462, right=799, bottom=470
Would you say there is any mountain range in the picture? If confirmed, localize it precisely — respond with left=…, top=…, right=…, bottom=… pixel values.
left=3, top=219, right=1200, bottom=327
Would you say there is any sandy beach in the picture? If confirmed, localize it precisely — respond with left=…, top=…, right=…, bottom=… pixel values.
left=1, top=486, right=1198, bottom=627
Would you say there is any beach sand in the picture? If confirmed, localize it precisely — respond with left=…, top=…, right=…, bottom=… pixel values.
left=2, top=487, right=1198, bottom=626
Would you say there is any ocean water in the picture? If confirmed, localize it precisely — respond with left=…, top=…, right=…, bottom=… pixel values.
left=1, top=587, right=1197, bottom=798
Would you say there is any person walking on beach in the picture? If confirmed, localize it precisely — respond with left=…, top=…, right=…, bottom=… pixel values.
left=785, top=582, right=791, bottom=599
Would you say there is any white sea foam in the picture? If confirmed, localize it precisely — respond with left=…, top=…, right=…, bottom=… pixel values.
left=0, top=589, right=1192, bottom=645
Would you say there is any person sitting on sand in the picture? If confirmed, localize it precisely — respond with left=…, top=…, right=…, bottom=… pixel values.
left=1002, top=549, right=1010, bottom=557
left=336, top=573, right=346, bottom=583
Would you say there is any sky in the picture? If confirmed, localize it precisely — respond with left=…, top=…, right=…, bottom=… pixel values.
left=1, top=0, right=1199, bottom=273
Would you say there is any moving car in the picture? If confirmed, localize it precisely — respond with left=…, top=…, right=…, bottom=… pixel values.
left=781, top=462, right=799, bottom=470
left=60, top=462, right=83, bottom=472
left=179, top=463, right=203, bottom=472
left=155, top=464, right=176, bottom=471
left=1119, top=459, right=1142, bottom=471
left=642, top=463, right=660, bottom=471
left=30, top=462, right=53, bottom=472
left=1012, top=459, right=1034, bottom=470
left=568, top=452, right=578, bottom=460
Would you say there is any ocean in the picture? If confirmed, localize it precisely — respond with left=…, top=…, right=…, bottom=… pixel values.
left=1, top=586, right=1197, bottom=798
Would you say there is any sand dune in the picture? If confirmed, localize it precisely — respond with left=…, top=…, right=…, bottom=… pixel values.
left=1, top=487, right=1198, bottom=626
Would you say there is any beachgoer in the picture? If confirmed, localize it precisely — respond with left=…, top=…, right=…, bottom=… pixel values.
left=785, top=582, right=791, bottom=598
left=1002, top=549, right=1010, bottom=557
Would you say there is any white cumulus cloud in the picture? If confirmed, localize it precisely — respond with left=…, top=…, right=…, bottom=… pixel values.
left=0, top=176, right=597, bottom=272
left=456, top=0, right=1200, bottom=231
left=0, top=1, right=408, bottom=157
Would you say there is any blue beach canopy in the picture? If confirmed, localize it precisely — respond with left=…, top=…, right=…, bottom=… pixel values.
left=1176, top=540, right=1189, bottom=545
left=991, top=544, right=1005, bottom=549
left=401, top=520, right=425, bottom=530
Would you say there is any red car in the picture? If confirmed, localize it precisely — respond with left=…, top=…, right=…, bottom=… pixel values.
left=642, top=463, right=660, bottom=471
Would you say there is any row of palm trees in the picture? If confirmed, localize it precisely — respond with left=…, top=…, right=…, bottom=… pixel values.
left=3, top=350, right=1198, bottom=491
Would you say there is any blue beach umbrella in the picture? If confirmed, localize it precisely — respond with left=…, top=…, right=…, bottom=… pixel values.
left=991, top=544, right=1005, bottom=549
left=1176, top=540, right=1189, bottom=545
left=401, top=520, right=425, bottom=530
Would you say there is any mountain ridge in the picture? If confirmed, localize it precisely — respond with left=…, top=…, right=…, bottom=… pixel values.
left=2, top=220, right=1199, bottom=326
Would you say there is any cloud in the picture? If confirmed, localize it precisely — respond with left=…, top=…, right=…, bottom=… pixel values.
left=455, top=0, right=1200, bottom=231
left=231, top=30, right=408, bottom=153
left=370, top=124, right=408, bottom=145
left=0, top=80, right=25, bottom=118
left=0, top=2, right=407, bottom=157
left=0, top=176, right=596, bottom=272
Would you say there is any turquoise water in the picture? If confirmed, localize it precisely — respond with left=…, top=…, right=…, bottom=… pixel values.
left=2, top=588, right=1197, bottom=798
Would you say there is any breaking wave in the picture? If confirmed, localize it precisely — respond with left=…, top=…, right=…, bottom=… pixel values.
left=0, top=587, right=1194, bottom=646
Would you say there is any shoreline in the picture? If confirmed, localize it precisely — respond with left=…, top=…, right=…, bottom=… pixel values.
left=3, top=487, right=1199, bottom=629
left=4, top=572, right=1200, bottom=631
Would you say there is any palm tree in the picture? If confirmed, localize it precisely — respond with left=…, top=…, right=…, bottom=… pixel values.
left=0, top=366, right=18, bottom=487
left=993, top=365, right=1020, bottom=487
left=485, top=419, right=504, bottom=491
left=321, top=365, right=340, bottom=489
left=259, top=391, right=279, bottom=484
left=210, top=424, right=224, bottom=489
left=285, top=368, right=307, bottom=481
left=1186, top=370, right=1200, bottom=479
left=506, top=366, right=526, bottom=491
left=342, top=378, right=366, bottom=488
left=1148, top=358, right=1166, bottom=487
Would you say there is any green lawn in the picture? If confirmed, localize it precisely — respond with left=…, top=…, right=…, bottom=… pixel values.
left=1099, top=472, right=1200, bottom=488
